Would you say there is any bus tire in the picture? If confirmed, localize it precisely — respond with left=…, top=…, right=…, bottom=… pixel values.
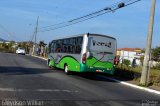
left=47, top=59, right=50, bottom=66
left=64, top=64, right=70, bottom=75
left=47, top=59, right=51, bottom=69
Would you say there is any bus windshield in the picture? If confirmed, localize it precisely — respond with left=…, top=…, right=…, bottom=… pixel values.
left=88, top=35, right=116, bottom=63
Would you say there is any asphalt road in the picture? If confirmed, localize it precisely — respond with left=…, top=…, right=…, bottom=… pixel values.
left=0, top=52, right=159, bottom=106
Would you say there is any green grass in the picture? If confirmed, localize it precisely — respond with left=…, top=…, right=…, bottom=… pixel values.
left=0, top=47, right=15, bottom=53
left=116, top=64, right=160, bottom=87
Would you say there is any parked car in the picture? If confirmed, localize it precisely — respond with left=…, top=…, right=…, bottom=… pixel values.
left=16, top=47, right=26, bottom=55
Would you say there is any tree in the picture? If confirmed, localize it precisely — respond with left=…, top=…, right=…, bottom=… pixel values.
left=123, top=59, right=131, bottom=67
left=39, top=41, right=46, bottom=47
left=38, top=41, right=47, bottom=56
left=152, top=46, right=160, bottom=61
left=2, top=42, right=6, bottom=48
left=141, top=49, right=145, bottom=53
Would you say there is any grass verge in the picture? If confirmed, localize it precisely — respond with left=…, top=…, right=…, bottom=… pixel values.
left=115, top=64, right=160, bottom=88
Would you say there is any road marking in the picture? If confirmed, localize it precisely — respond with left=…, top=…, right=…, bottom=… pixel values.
left=0, top=88, right=78, bottom=93
left=36, top=89, right=78, bottom=93
left=31, top=55, right=47, bottom=60
left=0, top=88, right=23, bottom=92
left=76, top=101, right=93, bottom=106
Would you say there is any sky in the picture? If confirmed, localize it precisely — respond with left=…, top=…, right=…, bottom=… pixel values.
left=0, top=0, right=159, bottom=48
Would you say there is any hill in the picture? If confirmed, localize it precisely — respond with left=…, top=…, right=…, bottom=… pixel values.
left=0, top=38, right=6, bottom=42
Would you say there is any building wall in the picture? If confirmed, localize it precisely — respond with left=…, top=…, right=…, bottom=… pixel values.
left=119, top=50, right=141, bottom=65
left=116, top=50, right=120, bottom=56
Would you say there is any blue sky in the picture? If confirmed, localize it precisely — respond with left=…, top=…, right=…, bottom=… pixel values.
left=0, top=0, right=159, bottom=48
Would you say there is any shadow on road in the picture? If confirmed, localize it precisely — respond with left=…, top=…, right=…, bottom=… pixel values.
left=60, top=69, right=136, bottom=82
left=0, top=66, right=53, bottom=75
left=0, top=65, right=137, bottom=82
left=64, top=72, right=117, bottom=82
left=114, top=68, right=141, bottom=81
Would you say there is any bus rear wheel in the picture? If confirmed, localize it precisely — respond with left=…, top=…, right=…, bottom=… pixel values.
left=64, top=65, right=70, bottom=75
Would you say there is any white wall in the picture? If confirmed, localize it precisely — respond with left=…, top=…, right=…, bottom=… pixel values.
left=119, top=51, right=141, bottom=65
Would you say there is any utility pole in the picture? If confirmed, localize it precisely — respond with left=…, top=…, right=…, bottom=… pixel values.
left=140, top=0, right=156, bottom=86
left=32, top=16, right=39, bottom=55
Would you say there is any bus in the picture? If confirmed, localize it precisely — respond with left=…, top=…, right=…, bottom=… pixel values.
left=47, top=33, right=117, bottom=75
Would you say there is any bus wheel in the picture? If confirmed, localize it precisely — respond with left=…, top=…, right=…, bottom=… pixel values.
left=47, top=59, right=50, bottom=66
left=64, top=65, right=70, bottom=75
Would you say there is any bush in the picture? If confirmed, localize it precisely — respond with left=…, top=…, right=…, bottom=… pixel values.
left=123, top=59, right=131, bottom=66
left=140, top=56, right=144, bottom=66
left=152, top=63, right=160, bottom=70
left=116, top=63, right=160, bottom=87
left=115, top=67, right=135, bottom=80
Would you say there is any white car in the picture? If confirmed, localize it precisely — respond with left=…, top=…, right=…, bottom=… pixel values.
left=16, top=47, right=26, bottom=55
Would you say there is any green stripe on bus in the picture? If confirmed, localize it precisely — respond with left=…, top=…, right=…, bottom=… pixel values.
left=49, top=56, right=115, bottom=74
left=86, top=56, right=113, bottom=69
left=49, top=60, right=55, bottom=67
left=56, top=56, right=81, bottom=72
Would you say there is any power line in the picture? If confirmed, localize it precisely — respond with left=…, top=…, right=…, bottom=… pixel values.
left=39, top=0, right=129, bottom=29
left=0, top=24, right=15, bottom=41
left=39, top=10, right=112, bottom=32
left=38, top=0, right=141, bottom=32
left=66, top=0, right=131, bottom=23
left=38, top=0, right=129, bottom=32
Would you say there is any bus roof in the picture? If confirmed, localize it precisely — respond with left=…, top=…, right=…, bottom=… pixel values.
left=88, top=33, right=116, bottom=40
left=51, top=33, right=116, bottom=41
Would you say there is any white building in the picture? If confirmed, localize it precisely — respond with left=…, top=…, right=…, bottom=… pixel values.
left=117, top=48, right=144, bottom=66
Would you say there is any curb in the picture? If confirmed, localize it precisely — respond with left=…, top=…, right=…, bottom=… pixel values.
left=31, top=55, right=48, bottom=61
left=31, top=55, right=160, bottom=95
left=102, top=76, right=160, bottom=95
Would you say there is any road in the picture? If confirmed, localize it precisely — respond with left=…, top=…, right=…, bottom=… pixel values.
left=0, top=52, right=159, bottom=106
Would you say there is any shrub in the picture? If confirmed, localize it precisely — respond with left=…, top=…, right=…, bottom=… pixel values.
left=153, top=63, right=160, bottom=70
left=123, top=59, right=131, bottom=66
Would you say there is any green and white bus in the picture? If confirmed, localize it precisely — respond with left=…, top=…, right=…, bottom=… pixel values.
left=47, top=33, right=117, bottom=75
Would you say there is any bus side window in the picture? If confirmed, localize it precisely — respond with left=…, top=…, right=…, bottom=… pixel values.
left=72, top=45, right=75, bottom=53
left=68, top=45, right=71, bottom=53
left=55, top=40, right=63, bottom=53
left=56, top=48, right=60, bottom=52
left=50, top=37, right=83, bottom=54
left=63, top=45, right=67, bottom=53
left=51, top=42, right=55, bottom=53
left=74, top=37, right=82, bottom=54
left=75, top=46, right=78, bottom=53
left=48, top=42, right=51, bottom=53
left=78, top=37, right=83, bottom=45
